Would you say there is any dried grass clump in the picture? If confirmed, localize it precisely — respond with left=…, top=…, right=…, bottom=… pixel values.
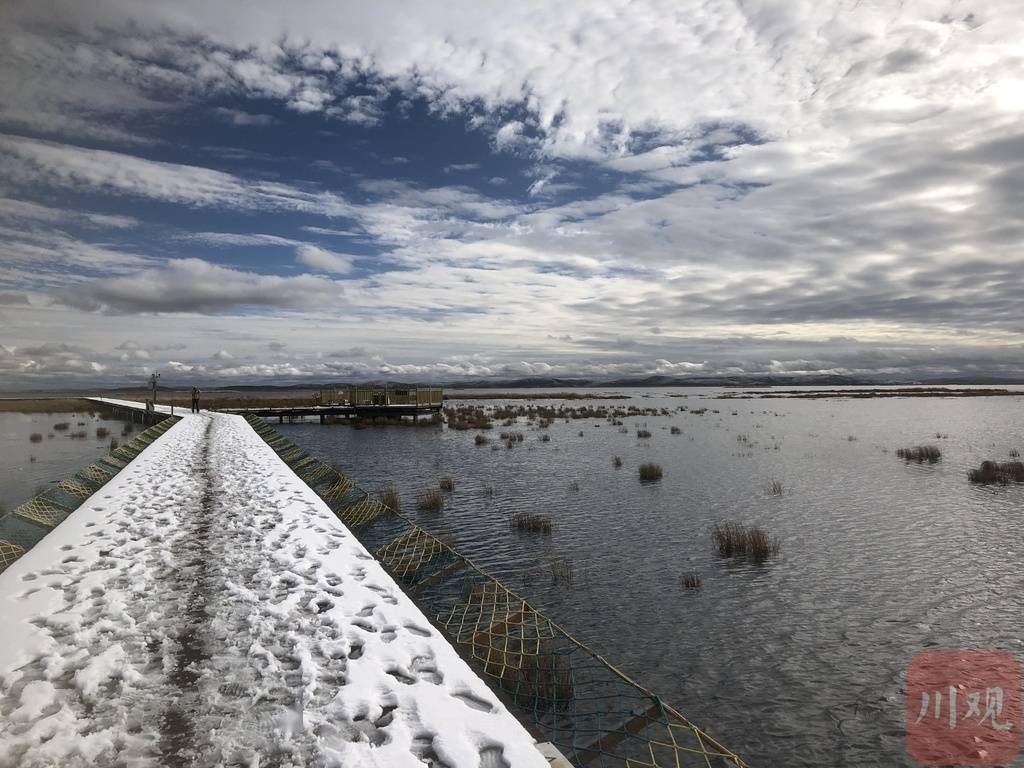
left=416, top=488, right=444, bottom=512
left=967, top=460, right=1024, bottom=484
left=474, top=433, right=490, bottom=446
left=439, top=477, right=455, bottom=491
left=636, top=429, right=652, bottom=439
left=670, top=426, right=681, bottom=435
left=613, top=456, right=622, bottom=468
left=378, top=483, right=401, bottom=512
left=767, top=479, right=784, bottom=496
left=540, top=433, right=551, bottom=442
left=682, top=572, right=703, bottom=590
left=69, top=430, right=88, bottom=439
left=712, top=522, right=780, bottom=563
left=511, top=513, right=552, bottom=533
left=896, top=445, right=941, bottom=463
left=638, top=462, right=662, bottom=482
left=29, top=433, right=43, bottom=443
left=96, top=427, right=110, bottom=439
left=53, top=422, right=70, bottom=431
left=1010, top=448, right=1020, bottom=458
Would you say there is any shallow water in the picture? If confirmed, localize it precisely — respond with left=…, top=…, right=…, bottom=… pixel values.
left=0, top=410, right=135, bottom=511
left=276, top=387, right=1024, bottom=767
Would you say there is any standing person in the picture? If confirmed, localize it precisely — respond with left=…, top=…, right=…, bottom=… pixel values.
left=191, top=386, right=201, bottom=413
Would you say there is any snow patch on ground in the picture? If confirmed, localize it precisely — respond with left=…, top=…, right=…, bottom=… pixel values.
left=0, top=411, right=546, bottom=767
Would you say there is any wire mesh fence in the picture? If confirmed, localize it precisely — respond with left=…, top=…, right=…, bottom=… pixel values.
left=244, top=414, right=749, bottom=767
left=0, top=415, right=181, bottom=575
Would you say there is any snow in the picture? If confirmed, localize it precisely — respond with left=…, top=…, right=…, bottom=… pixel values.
left=0, top=410, right=548, bottom=768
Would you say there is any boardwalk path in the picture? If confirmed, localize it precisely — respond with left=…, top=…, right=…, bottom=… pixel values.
left=0, top=412, right=546, bottom=768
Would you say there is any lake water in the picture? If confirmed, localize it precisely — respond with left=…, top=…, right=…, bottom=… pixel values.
left=0, top=409, right=136, bottom=512
left=1, top=388, right=1020, bottom=766
left=275, top=387, right=1024, bottom=767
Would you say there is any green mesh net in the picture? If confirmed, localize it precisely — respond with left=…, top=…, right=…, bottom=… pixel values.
left=244, top=414, right=748, bottom=767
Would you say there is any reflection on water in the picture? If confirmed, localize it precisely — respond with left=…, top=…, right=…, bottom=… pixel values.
left=278, top=388, right=1024, bottom=767
left=0, top=410, right=135, bottom=511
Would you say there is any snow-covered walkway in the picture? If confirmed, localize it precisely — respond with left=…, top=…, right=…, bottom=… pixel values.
left=0, top=412, right=548, bottom=768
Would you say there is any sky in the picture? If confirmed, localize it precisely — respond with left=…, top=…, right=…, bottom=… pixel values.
left=1, top=0, right=1023, bottom=388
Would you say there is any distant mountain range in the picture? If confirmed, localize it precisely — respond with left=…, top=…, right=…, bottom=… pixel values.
left=75, top=373, right=1024, bottom=394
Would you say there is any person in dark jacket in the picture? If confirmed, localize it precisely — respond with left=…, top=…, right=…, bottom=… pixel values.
left=191, top=387, right=201, bottom=413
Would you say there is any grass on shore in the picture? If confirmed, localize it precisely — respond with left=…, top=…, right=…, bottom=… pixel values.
left=0, top=398, right=95, bottom=413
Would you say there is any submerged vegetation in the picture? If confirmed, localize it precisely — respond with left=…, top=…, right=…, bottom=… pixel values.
left=712, top=522, right=780, bottom=563
left=967, top=461, right=1024, bottom=484
left=512, top=513, right=553, bottom=533
left=896, top=445, right=941, bottom=463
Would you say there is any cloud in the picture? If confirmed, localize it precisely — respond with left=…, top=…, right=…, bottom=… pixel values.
left=0, top=196, right=139, bottom=229
left=61, top=258, right=344, bottom=314
left=0, top=133, right=351, bottom=216
left=1, top=2, right=1024, bottom=385
left=0, top=291, right=30, bottom=305
left=213, top=106, right=276, bottom=125
left=295, top=244, right=354, bottom=274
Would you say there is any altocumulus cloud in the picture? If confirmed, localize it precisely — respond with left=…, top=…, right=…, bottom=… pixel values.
left=0, top=1, right=1022, bottom=385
